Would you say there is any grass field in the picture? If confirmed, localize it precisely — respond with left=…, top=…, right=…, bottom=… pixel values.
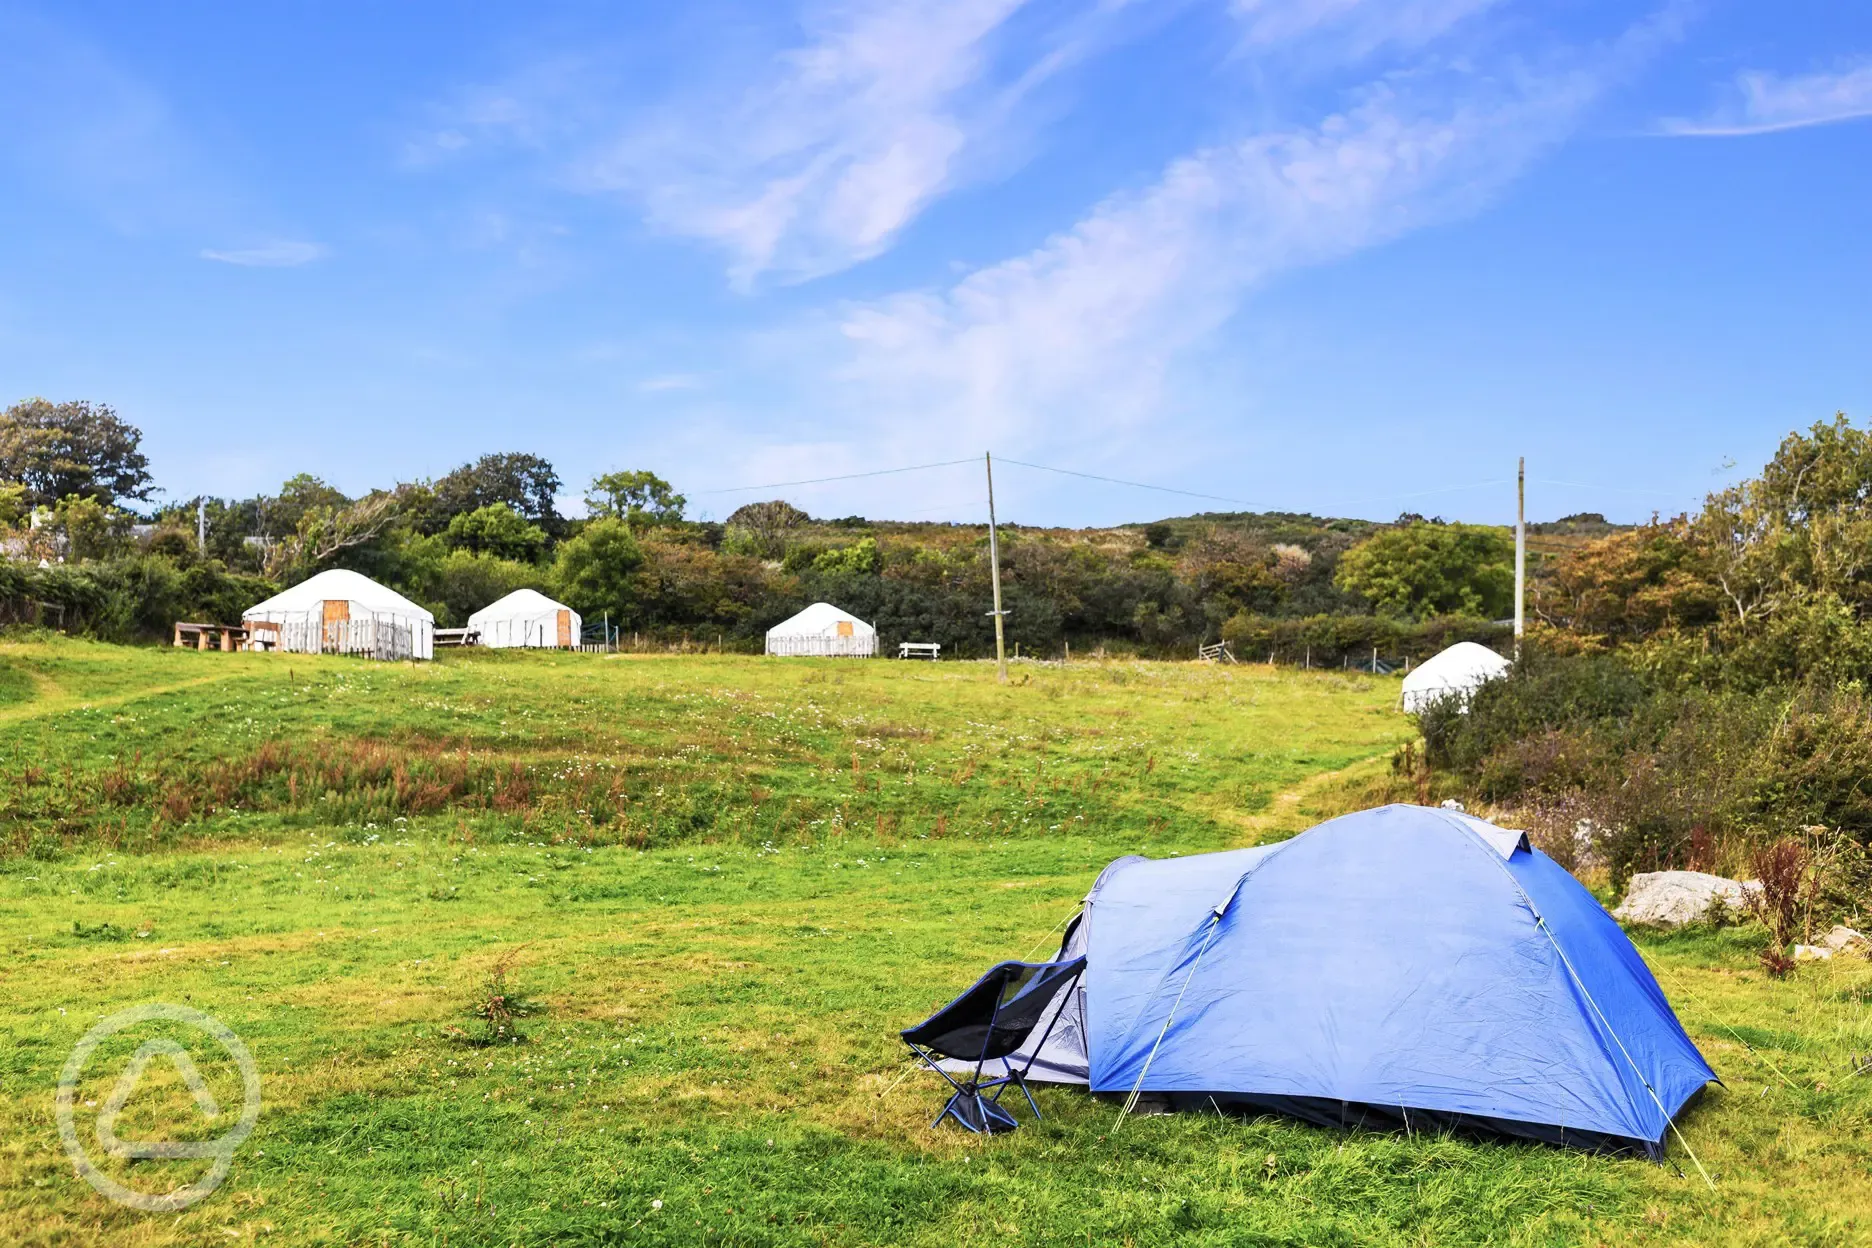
left=0, top=637, right=1868, bottom=1247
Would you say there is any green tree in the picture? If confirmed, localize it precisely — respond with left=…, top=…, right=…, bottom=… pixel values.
left=1335, top=522, right=1514, bottom=618
left=427, top=453, right=562, bottom=534
left=554, top=518, right=644, bottom=620
left=259, top=475, right=351, bottom=540
left=52, top=494, right=135, bottom=560
left=265, top=486, right=418, bottom=580
left=585, top=470, right=686, bottom=529
left=725, top=500, right=809, bottom=560
left=431, top=550, right=550, bottom=626
left=0, top=482, right=27, bottom=530
left=0, top=398, right=153, bottom=507
left=811, top=537, right=880, bottom=577
left=444, top=503, right=548, bottom=562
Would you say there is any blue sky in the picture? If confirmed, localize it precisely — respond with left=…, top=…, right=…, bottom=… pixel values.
left=1, top=1, right=1868, bottom=527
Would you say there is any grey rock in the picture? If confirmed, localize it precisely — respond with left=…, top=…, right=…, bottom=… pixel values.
left=1822, top=925, right=1869, bottom=954
left=1612, top=871, right=1762, bottom=927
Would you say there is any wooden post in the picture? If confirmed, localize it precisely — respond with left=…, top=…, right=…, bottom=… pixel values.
left=1515, top=456, right=1525, bottom=660
left=985, top=452, right=1007, bottom=684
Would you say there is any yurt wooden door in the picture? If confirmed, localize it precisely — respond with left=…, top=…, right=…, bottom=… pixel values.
left=556, top=610, right=572, bottom=648
left=322, top=599, right=350, bottom=651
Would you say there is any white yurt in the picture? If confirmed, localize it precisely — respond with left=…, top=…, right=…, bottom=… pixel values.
left=243, top=568, right=435, bottom=660
left=765, top=602, right=877, bottom=657
left=1400, top=641, right=1510, bottom=714
left=468, top=589, right=581, bottom=649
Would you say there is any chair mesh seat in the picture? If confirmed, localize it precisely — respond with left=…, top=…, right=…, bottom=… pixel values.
left=899, top=956, right=1087, bottom=1134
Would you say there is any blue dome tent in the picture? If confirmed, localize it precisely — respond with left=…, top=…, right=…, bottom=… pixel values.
left=1088, top=805, right=1715, bottom=1154
left=986, top=805, right=1714, bottom=1156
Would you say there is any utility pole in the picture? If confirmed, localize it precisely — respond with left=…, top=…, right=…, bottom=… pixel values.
left=197, top=498, right=207, bottom=557
left=985, top=452, right=1008, bottom=684
left=1514, top=457, right=1525, bottom=660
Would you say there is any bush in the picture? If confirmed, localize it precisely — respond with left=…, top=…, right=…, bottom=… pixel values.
left=1419, top=646, right=1649, bottom=779
left=1424, top=642, right=1872, bottom=903
left=1225, top=613, right=1511, bottom=669
left=1751, top=838, right=1810, bottom=975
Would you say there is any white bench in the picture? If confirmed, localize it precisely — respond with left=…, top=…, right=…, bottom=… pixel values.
left=898, top=642, right=941, bottom=660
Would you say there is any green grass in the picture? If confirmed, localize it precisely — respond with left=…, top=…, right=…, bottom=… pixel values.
left=0, top=637, right=1867, bottom=1246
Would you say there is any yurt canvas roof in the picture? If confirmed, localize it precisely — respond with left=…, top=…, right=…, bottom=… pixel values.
left=245, top=568, right=433, bottom=621
left=1400, top=641, right=1509, bottom=711
left=766, top=602, right=874, bottom=637
left=467, top=588, right=573, bottom=627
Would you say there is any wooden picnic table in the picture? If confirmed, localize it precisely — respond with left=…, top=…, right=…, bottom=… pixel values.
left=172, top=621, right=278, bottom=652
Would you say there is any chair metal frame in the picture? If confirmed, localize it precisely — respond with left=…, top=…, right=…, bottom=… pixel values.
left=902, top=959, right=1086, bottom=1134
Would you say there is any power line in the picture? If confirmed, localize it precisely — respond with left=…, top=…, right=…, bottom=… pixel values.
left=1532, top=478, right=1700, bottom=500
left=1005, top=457, right=1515, bottom=518
left=692, top=457, right=977, bottom=496
left=692, top=447, right=1534, bottom=519
left=1307, top=479, right=1512, bottom=515
left=995, top=457, right=1257, bottom=507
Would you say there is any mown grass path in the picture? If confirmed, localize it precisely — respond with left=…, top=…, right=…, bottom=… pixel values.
left=0, top=641, right=1866, bottom=1246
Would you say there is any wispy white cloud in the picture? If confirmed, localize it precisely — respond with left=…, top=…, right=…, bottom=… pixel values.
left=200, top=241, right=328, bottom=267
left=823, top=24, right=1664, bottom=461
left=638, top=373, right=705, bottom=393
left=580, top=0, right=1055, bottom=289
left=1658, top=59, right=1872, bottom=137
left=412, top=1, right=1143, bottom=290
left=400, top=58, right=587, bottom=168
left=1229, top=0, right=1500, bottom=59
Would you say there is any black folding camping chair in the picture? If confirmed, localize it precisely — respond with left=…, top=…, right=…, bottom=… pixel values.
left=899, top=956, right=1087, bottom=1134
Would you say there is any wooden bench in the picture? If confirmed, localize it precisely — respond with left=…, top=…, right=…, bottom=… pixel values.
left=898, top=642, right=941, bottom=660
left=434, top=627, right=482, bottom=647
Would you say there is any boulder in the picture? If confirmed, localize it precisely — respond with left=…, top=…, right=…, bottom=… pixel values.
left=1822, top=925, right=1869, bottom=955
left=1613, top=871, right=1762, bottom=927
left=1794, top=944, right=1834, bottom=962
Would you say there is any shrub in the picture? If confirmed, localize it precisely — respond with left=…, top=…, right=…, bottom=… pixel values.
left=1750, top=838, right=1812, bottom=976
left=446, top=947, right=540, bottom=1046
left=1223, top=613, right=1510, bottom=670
